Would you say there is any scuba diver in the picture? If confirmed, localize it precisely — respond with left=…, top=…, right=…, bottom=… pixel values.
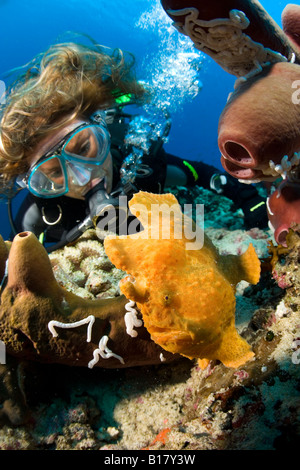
left=0, top=42, right=268, bottom=252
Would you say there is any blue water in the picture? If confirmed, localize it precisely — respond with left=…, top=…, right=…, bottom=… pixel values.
left=0, top=0, right=287, bottom=239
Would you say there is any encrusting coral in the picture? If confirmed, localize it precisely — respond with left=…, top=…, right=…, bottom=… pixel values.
left=267, top=182, right=300, bottom=246
left=104, top=191, right=261, bottom=369
left=0, top=231, right=175, bottom=369
left=0, top=236, right=9, bottom=283
left=218, top=62, right=300, bottom=183
left=48, top=229, right=125, bottom=299
left=160, top=0, right=300, bottom=245
left=268, top=224, right=300, bottom=308
left=161, top=0, right=299, bottom=77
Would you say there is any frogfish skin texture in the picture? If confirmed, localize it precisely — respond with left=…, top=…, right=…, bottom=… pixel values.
left=104, top=192, right=261, bottom=369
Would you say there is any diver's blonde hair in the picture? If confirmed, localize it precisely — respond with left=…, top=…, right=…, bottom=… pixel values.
left=0, top=41, right=146, bottom=185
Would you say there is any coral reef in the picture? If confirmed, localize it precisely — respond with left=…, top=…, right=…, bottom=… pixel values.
left=1, top=0, right=299, bottom=450
left=0, top=236, right=9, bottom=282
left=160, top=0, right=299, bottom=76
left=104, top=191, right=260, bottom=369
left=0, top=230, right=175, bottom=369
left=282, top=4, right=300, bottom=51
left=0, top=357, right=29, bottom=426
left=267, top=182, right=300, bottom=246
left=160, top=0, right=300, bottom=247
left=0, top=185, right=299, bottom=449
left=48, top=229, right=124, bottom=299
left=218, top=62, right=300, bottom=183
left=161, top=0, right=300, bottom=77
left=269, top=225, right=300, bottom=310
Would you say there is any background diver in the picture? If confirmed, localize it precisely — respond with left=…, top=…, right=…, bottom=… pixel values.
left=0, top=42, right=268, bottom=252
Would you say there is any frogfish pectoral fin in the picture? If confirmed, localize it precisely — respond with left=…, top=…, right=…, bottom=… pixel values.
left=197, top=358, right=211, bottom=370
left=120, top=276, right=148, bottom=303
left=214, top=325, right=254, bottom=368
left=150, top=329, right=195, bottom=354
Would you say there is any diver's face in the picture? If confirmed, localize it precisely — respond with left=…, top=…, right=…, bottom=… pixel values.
left=29, top=116, right=113, bottom=200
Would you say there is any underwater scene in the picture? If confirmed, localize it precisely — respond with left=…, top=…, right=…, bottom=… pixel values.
left=0, top=0, right=299, bottom=453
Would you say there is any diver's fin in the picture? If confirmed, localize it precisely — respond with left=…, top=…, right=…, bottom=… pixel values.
left=221, top=243, right=261, bottom=286
left=215, top=325, right=254, bottom=369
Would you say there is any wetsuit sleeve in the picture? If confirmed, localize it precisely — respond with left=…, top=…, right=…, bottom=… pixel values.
left=165, top=152, right=218, bottom=189
left=13, top=193, right=46, bottom=237
left=13, top=193, right=88, bottom=242
left=164, top=152, right=259, bottom=200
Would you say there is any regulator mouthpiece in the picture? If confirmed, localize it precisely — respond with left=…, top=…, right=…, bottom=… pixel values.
left=85, top=181, right=128, bottom=234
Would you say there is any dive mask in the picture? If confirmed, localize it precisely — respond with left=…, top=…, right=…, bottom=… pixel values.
left=17, top=115, right=111, bottom=198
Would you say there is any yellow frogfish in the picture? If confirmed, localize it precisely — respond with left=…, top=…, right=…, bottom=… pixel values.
left=104, top=192, right=260, bottom=369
